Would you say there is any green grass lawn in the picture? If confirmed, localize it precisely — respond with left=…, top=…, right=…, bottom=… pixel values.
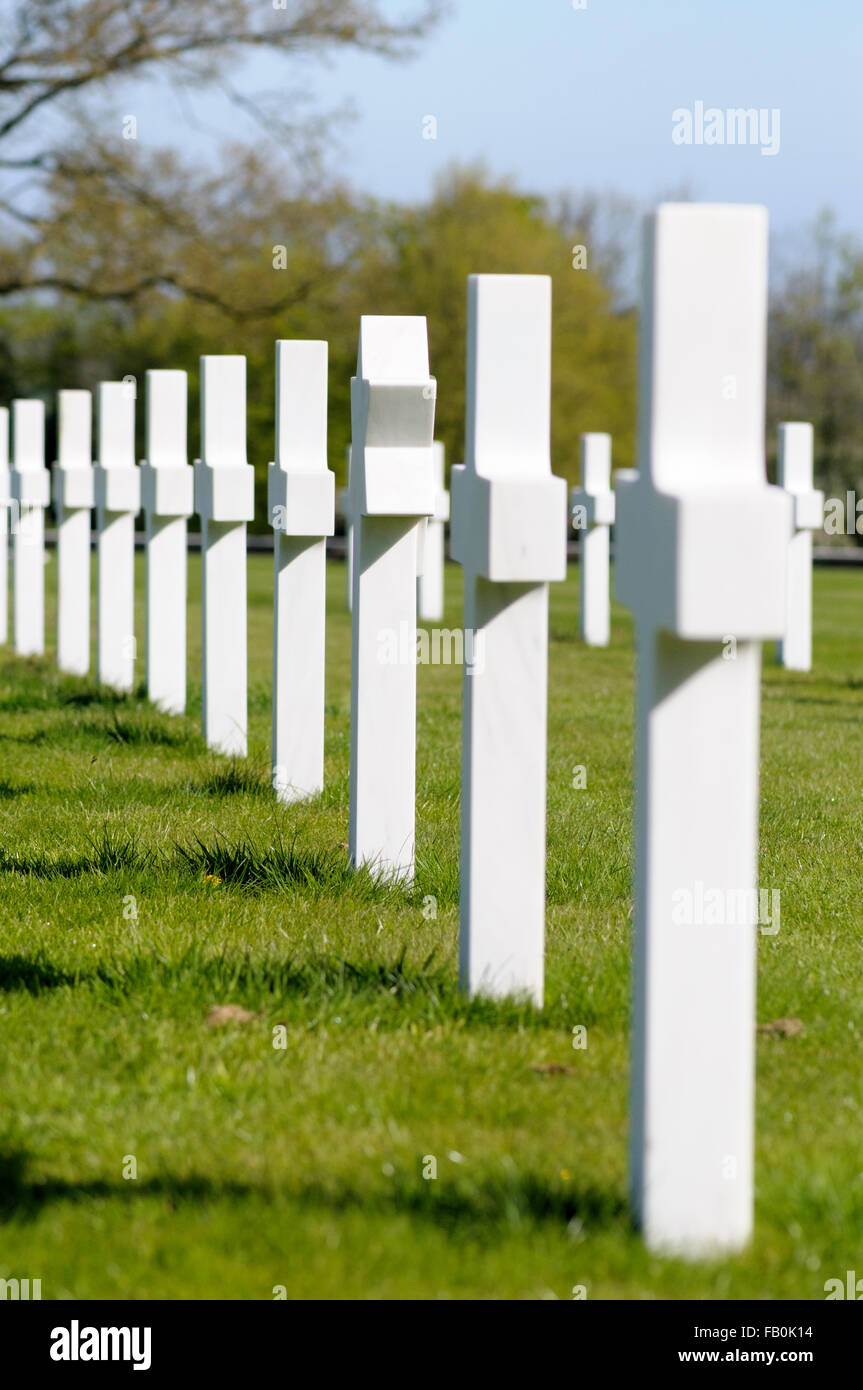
left=0, top=554, right=860, bottom=1300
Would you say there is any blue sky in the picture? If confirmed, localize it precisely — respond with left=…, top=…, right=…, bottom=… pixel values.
left=122, top=0, right=862, bottom=243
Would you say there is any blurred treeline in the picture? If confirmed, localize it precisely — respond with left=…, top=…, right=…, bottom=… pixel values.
left=0, top=0, right=860, bottom=533
left=1, top=166, right=860, bottom=534
left=0, top=163, right=637, bottom=529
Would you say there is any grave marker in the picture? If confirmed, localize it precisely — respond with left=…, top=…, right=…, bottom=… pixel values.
left=571, top=432, right=614, bottom=646
left=194, top=356, right=254, bottom=756
left=52, top=390, right=94, bottom=676
left=418, top=442, right=449, bottom=622
left=614, top=204, right=791, bottom=1257
left=776, top=422, right=822, bottom=672
left=348, top=316, right=436, bottom=880
left=94, top=382, right=140, bottom=690
left=140, top=370, right=193, bottom=714
left=11, top=399, right=49, bottom=657
left=450, top=275, right=567, bottom=1005
left=268, top=340, right=335, bottom=801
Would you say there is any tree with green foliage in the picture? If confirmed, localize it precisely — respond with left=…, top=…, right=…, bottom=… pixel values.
left=346, top=166, right=637, bottom=486
left=768, top=212, right=863, bottom=526
left=0, top=165, right=637, bottom=524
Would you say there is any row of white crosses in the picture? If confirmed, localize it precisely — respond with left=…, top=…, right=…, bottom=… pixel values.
left=0, top=207, right=825, bottom=1264
left=7, top=380, right=189, bottom=705
left=349, top=425, right=819, bottom=671
left=344, top=280, right=565, bottom=1008
left=54, top=377, right=192, bottom=705
left=0, top=358, right=334, bottom=800
left=344, top=210, right=809, bottom=1263
left=1, top=374, right=210, bottom=728
left=1, top=359, right=820, bottom=699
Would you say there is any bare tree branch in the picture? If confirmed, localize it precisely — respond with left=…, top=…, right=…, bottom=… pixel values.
left=0, top=0, right=445, bottom=307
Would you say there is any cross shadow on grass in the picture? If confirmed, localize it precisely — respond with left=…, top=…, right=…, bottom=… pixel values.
left=773, top=698, right=863, bottom=721
left=0, top=727, right=54, bottom=746
left=0, top=671, right=139, bottom=714
left=0, top=828, right=150, bottom=880
left=0, top=669, right=200, bottom=747
left=0, top=823, right=460, bottom=912
left=0, top=1148, right=255, bottom=1221
left=181, top=831, right=460, bottom=909
left=767, top=671, right=863, bottom=703
left=101, top=710, right=198, bottom=749
left=60, top=684, right=143, bottom=709
left=82, top=947, right=455, bottom=1008
left=0, top=779, right=36, bottom=797
left=0, top=955, right=81, bottom=993
left=176, top=833, right=408, bottom=903
left=0, top=708, right=195, bottom=751
left=191, top=761, right=274, bottom=798
left=0, top=1145, right=628, bottom=1236
left=0, top=942, right=575, bottom=1030
left=331, top=1172, right=629, bottom=1235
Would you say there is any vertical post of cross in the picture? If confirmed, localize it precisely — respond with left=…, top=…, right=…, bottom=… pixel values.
left=11, top=399, right=49, bottom=657
left=571, top=432, right=615, bottom=647
left=52, top=391, right=94, bottom=676
left=450, top=276, right=567, bottom=1005
left=94, top=382, right=140, bottom=691
left=615, top=204, right=791, bottom=1257
left=194, top=356, right=255, bottom=756
left=140, top=370, right=193, bottom=714
left=776, top=423, right=823, bottom=672
left=418, top=442, right=449, bottom=622
left=348, top=317, right=436, bottom=881
left=269, top=340, right=335, bottom=801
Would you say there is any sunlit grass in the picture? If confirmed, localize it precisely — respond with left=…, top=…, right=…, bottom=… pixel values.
left=0, top=556, right=859, bottom=1299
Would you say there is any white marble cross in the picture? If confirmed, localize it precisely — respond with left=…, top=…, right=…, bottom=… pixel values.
left=0, top=407, right=9, bottom=645
left=348, top=316, right=436, bottom=880
left=571, top=432, right=615, bottom=646
left=417, top=441, right=449, bottom=622
left=775, top=423, right=823, bottom=672
left=450, top=275, right=567, bottom=1006
left=94, top=382, right=140, bottom=690
left=52, top=390, right=94, bottom=676
left=614, top=204, right=791, bottom=1258
left=140, top=370, right=193, bottom=714
left=268, top=340, right=335, bottom=802
left=194, top=356, right=254, bottom=756
left=11, top=398, right=49, bottom=657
